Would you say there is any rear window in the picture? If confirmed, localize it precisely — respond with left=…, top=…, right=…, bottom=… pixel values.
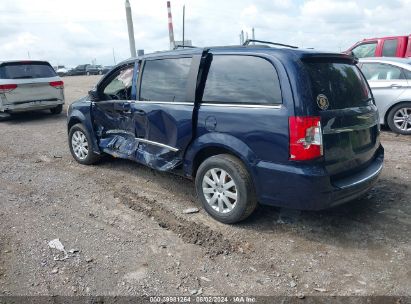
left=202, top=55, right=282, bottom=105
left=0, top=62, right=57, bottom=79
left=304, top=61, right=371, bottom=110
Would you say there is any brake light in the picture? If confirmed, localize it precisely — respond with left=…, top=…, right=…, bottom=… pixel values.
left=49, top=81, right=64, bottom=89
left=0, top=84, right=17, bottom=93
left=289, top=116, right=323, bottom=161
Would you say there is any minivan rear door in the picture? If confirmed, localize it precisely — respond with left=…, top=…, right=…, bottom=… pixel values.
left=0, top=61, right=64, bottom=107
left=302, top=57, right=380, bottom=176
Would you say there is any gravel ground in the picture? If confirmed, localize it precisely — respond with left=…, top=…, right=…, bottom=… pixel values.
left=0, top=75, right=410, bottom=297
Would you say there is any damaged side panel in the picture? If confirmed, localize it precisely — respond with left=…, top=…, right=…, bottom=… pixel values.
left=92, top=102, right=184, bottom=172
left=99, top=134, right=182, bottom=171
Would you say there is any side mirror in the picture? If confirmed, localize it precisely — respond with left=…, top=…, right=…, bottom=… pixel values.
left=88, top=89, right=99, bottom=101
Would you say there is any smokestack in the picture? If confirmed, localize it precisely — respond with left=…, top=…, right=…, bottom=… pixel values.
left=167, top=1, right=175, bottom=50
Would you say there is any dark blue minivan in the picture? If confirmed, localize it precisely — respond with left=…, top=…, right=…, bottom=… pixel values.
left=67, top=44, right=384, bottom=223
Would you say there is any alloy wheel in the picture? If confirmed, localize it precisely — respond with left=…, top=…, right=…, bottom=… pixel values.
left=202, top=168, right=238, bottom=214
left=71, top=130, right=89, bottom=160
left=393, top=107, right=411, bottom=131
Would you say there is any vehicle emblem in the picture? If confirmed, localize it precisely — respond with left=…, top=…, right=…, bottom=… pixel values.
left=316, top=94, right=329, bottom=110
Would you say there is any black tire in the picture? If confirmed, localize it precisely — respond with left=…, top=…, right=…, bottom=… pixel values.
left=50, top=104, right=63, bottom=114
left=387, top=102, right=411, bottom=135
left=195, top=154, right=257, bottom=224
left=68, top=123, right=101, bottom=165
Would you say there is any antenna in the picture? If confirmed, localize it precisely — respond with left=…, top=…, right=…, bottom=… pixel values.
left=182, top=5, right=185, bottom=48
left=167, top=1, right=175, bottom=50
left=243, top=39, right=298, bottom=49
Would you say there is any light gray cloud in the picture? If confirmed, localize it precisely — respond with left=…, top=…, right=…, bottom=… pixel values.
left=0, top=0, right=410, bottom=67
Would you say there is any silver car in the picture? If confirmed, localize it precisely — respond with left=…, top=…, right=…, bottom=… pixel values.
left=0, top=60, right=64, bottom=118
left=359, top=57, right=411, bottom=135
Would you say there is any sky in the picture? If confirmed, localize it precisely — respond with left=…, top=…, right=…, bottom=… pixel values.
left=1, top=0, right=410, bottom=67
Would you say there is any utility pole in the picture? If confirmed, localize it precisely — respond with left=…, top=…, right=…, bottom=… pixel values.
left=182, top=5, right=185, bottom=47
left=125, top=0, right=137, bottom=57
left=167, top=1, right=175, bottom=49
left=112, top=48, right=117, bottom=65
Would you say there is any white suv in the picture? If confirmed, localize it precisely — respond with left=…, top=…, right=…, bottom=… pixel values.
left=0, top=60, right=65, bottom=118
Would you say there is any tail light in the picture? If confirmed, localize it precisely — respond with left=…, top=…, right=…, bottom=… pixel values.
left=49, top=81, right=64, bottom=89
left=0, top=84, right=17, bottom=93
left=289, top=116, right=323, bottom=161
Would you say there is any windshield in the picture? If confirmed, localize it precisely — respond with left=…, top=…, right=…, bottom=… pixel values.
left=304, top=61, right=372, bottom=110
left=0, top=62, right=57, bottom=79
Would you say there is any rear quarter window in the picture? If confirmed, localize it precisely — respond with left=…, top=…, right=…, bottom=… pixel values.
left=0, top=62, right=57, bottom=79
left=304, top=61, right=371, bottom=110
left=202, top=55, right=282, bottom=105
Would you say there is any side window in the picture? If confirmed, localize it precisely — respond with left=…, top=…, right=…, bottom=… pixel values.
left=403, top=68, right=411, bottom=80
left=361, top=63, right=405, bottom=80
left=103, top=66, right=134, bottom=100
left=352, top=43, right=377, bottom=58
left=202, top=55, right=282, bottom=105
left=140, top=57, right=192, bottom=102
left=382, top=39, right=398, bottom=57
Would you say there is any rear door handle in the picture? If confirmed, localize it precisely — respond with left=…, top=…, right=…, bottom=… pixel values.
left=390, top=84, right=402, bottom=89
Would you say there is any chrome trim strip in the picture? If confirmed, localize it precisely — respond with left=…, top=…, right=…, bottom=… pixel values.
left=137, top=101, right=193, bottom=105
left=136, top=138, right=179, bottom=152
left=339, top=163, right=383, bottom=189
left=201, top=103, right=282, bottom=109
left=323, top=123, right=378, bottom=134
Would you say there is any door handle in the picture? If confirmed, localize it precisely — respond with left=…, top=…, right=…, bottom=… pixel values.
left=390, top=84, right=402, bottom=89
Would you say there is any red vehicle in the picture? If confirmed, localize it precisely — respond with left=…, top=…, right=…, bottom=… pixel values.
left=346, top=35, right=411, bottom=58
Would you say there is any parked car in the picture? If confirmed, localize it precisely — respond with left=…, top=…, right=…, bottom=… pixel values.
left=0, top=60, right=64, bottom=118
left=66, top=64, right=90, bottom=76
left=359, top=57, right=411, bottom=134
left=346, top=35, right=411, bottom=58
left=67, top=45, right=384, bottom=223
left=56, top=66, right=69, bottom=77
left=86, top=65, right=103, bottom=76
left=102, top=66, right=113, bottom=75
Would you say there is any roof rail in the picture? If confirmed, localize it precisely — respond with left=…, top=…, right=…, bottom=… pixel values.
left=243, top=39, right=298, bottom=49
left=173, top=45, right=199, bottom=50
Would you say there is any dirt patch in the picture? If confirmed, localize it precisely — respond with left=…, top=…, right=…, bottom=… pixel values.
left=115, top=186, right=251, bottom=257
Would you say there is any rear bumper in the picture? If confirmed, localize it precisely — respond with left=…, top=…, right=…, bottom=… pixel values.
left=0, top=99, right=64, bottom=113
left=254, top=146, right=384, bottom=210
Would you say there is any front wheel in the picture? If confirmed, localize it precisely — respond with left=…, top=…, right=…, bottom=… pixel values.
left=68, top=123, right=101, bottom=165
left=195, top=154, right=257, bottom=224
left=387, top=102, right=411, bottom=135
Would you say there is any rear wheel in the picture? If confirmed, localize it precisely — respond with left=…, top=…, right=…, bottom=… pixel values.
left=387, top=102, right=411, bottom=135
left=68, top=123, right=101, bottom=165
left=50, top=104, right=63, bottom=114
left=195, top=154, right=257, bottom=224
